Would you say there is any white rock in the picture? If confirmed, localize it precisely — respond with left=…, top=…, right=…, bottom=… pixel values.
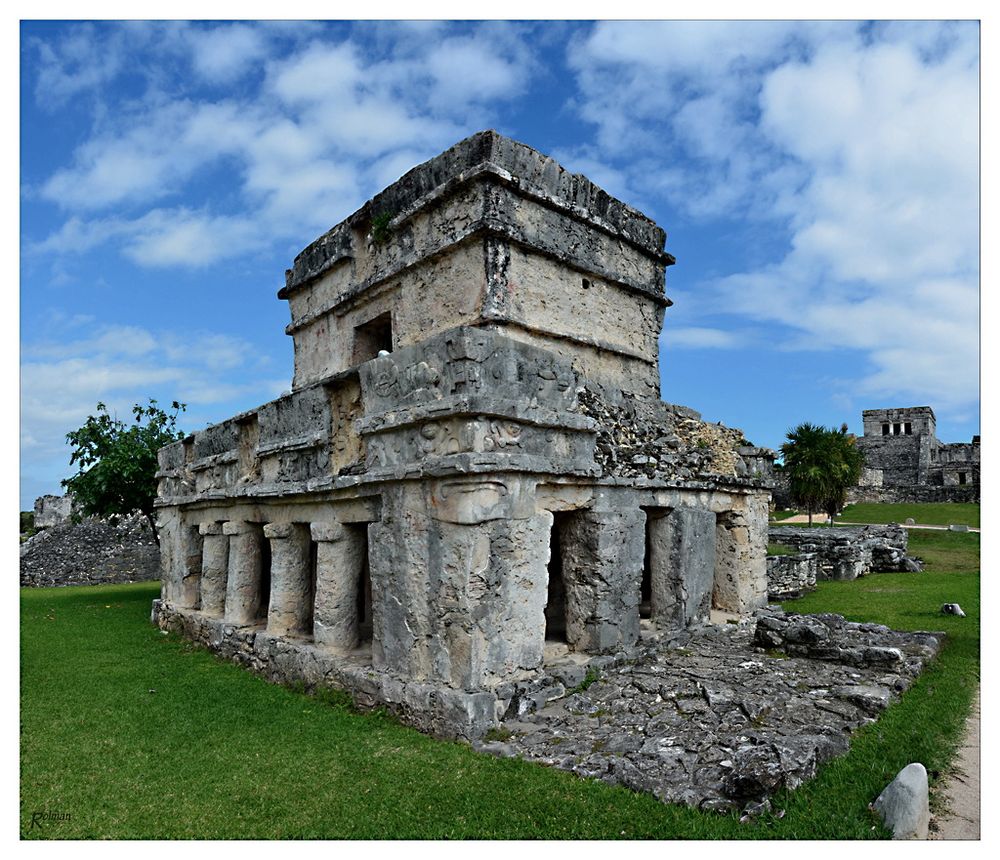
left=873, top=762, right=929, bottom=839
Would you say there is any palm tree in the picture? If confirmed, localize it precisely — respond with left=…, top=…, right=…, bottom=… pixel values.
left=780, top=422, right=830, bottom=526
left=821, top=424, right=865, bottom=524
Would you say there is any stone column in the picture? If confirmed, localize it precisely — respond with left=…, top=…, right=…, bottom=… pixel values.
left=198, top=522, right=229, bottom=617
left=713, top=495, right=769, bottom=615
left=559, top=508, right=645, bottom=653
left=648, top=507, right=716, bottom=630
left=311, top=522, right=366, bottom=652
left=264, top=522, right=312, bottom=638
left=156, top=507, right=182, bottom=605
left=176, top=523, right=203, bottom=610
left=367, top=477, right=551, bottom=689
left=223, top=520, right=263, bottom=626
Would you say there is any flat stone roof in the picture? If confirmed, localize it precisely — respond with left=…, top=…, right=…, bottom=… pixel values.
left=280, top=130, right=672, bottom=298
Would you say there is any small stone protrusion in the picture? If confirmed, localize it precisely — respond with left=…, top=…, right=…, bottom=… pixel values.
left=940, top=603, right=966, bottom=617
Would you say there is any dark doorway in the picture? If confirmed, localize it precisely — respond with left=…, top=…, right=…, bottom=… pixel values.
left=305, top=537, right=318, bottom=638
left=257, top=528, right=271, bottom=624
left=544, top=512, right=572, bottom=642
left=351, top=524, right=373, bottom=644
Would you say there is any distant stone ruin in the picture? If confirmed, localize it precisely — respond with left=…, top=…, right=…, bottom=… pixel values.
left=33, top=493, right=78, bottom=529
left=766, top=525, right=920, bottom=600
left=151, top=131, right=776, bottom=740
left=852, top=407, right=979, bottom=503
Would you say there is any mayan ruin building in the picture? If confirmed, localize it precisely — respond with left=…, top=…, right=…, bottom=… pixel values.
left=852, top=407, right=980, bottom=503
left=151, top=131, right=776, bottom=739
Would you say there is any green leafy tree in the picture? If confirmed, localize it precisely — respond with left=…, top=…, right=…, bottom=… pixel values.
left=781, top=422, right=864, bottom=526
left=820, top=423, right=865, bottom=523
left=62, top=400, right=186, bottom=544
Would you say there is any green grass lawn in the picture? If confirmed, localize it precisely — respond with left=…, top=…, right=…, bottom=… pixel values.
left=770, top=509, right=800, bottom=521
left=840, top=502, right=979, bottom=528
left=21, top=530, right=978, bottom=839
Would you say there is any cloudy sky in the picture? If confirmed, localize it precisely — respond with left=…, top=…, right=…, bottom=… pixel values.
left=19, top=19, right=980, bottom=509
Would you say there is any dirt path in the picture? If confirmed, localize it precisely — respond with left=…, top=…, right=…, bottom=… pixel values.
left=772, top=513, right=980, bottom=532
left=929, top=688, right=980, bottom=840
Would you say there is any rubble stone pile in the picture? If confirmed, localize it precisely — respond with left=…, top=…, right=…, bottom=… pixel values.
left=20, top=514, right=160, bottom=588
left=577, top=385, right=772, bottom=484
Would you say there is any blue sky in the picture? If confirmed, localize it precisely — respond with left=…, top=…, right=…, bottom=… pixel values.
left=19, top=20, right=981, bottom=510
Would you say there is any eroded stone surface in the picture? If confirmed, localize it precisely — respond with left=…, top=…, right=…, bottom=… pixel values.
left=477, top=610, right=942, bottom=811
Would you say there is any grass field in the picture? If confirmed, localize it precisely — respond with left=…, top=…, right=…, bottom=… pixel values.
left=21, top=529, right=979, bottom=839
left=840, top=502, right=979, bottom=528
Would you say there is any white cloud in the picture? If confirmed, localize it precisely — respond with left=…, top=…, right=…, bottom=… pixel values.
left=30, top=208, right=263, bottom=269
left=187, top=23, right=270, bottom=84
left=568, top=20, right=979, bottom=416
left=30, top=23, right=138, bottom=107
left=662, top=327, right=743, bottom=350
left=20, top=321, right=288, bottom=484
left=27, top=25, right=537, bottom=271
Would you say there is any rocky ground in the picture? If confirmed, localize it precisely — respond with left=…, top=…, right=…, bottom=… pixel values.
left=475, top=609, right=943, bottom=814
left=20, top=514, right=161, bottom=587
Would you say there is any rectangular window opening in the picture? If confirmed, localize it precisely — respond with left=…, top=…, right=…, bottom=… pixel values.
left=882, top=423, right=890, bottom=436
left=959, top=472, right=967, bottom=485
left=893, top=422, right=902, bottom=435
left=352, top=312, right=393, bottom=365
left=905, top=422, right=912, bottom=435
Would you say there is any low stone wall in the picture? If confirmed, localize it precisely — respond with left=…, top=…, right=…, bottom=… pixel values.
left=846, top=483, right=979, bottom=505
left=20, top=515, right=160, bottom=587
left=152, top=600, right=628, bottom=740
left=766, top=553, right=818, bottom=598
left=767, top=525, right=917, bottom=584
left=753, top=608, right=941, bottom=673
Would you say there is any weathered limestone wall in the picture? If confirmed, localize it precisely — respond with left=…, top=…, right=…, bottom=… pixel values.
left=33, top=493, right=78, bottom=528
left=288, top=240, right=488, bottom=387
left=856, top=433, right=927, bottom=485
left=856, top=406, right=980, bottom=501
left=647, top=507, right=716, bottom=628
left=368, top=477, right=552, bottom=689
left=847, top=482, right=980, bottom=505
left=280, top=132, right=671, bottom=399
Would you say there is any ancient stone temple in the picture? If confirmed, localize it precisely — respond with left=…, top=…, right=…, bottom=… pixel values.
left=852, top=406, right=980, bottom=503
left=152, top=131, right=775, bottom=739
